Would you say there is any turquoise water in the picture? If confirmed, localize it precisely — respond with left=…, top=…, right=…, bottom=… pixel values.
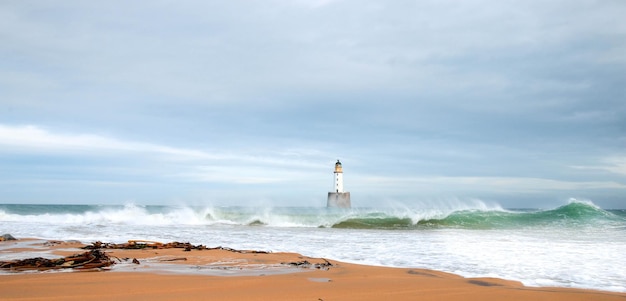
left=1, top=201, right=623, bottom=229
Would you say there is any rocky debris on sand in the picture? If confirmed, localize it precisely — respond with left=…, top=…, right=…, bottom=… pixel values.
left=0, top=234, right=17, bottom=241
left=0, top=249, right=115, bottom=271
left=83, top=240, right=270, bottom=254
left=283, top=259, right=333, bottom=270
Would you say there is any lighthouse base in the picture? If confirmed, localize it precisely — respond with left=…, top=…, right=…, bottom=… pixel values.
left=327, top=192, right=351, bottom=208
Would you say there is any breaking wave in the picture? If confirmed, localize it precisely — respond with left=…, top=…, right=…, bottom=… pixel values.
left=0, top=199, right=622, bottom=230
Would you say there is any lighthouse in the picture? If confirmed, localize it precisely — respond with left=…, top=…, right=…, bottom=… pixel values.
left=327, top=160, right=351, bottom=208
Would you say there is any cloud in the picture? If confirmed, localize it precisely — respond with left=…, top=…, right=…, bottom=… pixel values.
left=1, top=1, right=625, bottom=207
left=0, top=124, right=215, bottom=158
left=603, top=158, right=626, bottom=176
left=292, top=0, right=339, bottom=8
left=355, top=175, right=626, bottom=195
left=0, top=124, right=330, bottom=165
left=0, top=123, right=331, bottom=183
left=571, top=157, right=626, bottom=177
left=177, top=165, right=316, bottom=184
left=0, top=124, right=278, bottom=161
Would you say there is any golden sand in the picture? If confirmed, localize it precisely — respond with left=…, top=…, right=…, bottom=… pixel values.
left=1, top=240, right=624, bottom=301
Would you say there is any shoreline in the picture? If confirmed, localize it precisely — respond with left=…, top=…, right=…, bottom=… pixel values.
left=1, top=239, right=625, bottom=301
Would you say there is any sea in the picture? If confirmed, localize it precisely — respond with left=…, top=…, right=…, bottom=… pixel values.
left=1, top=199, right=625, bottom=292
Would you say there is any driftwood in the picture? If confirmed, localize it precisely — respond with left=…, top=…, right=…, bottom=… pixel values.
left=0, top=249, right=114, bottom=271
left=83, top=241, right=270, bottom=254
left=82, top=241, right=201, bottom=251
left=1, top=240, right=331, bottom=273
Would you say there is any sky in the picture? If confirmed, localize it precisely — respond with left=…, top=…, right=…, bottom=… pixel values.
left=1, top=0, right=625, bottom=208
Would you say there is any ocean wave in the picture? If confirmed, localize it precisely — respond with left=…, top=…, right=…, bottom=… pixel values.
left=414, top=200, right=616, bottom=229
left=0, top=200, right=621, bottom=230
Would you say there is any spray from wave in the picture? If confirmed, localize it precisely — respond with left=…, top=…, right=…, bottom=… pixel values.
left=0, top=199, right=621, bottom=230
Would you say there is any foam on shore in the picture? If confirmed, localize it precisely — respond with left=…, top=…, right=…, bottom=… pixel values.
left=1, top=238, right=625, bottom=301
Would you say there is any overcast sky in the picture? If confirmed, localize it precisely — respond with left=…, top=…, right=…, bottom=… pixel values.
left=1, top=0, right=625, bottom=208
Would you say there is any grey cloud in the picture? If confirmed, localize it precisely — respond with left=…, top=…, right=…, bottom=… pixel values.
left=1, top=0, right=625, bottom=208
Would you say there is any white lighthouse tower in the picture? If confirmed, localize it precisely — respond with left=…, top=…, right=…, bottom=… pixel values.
left=327, top=160, right=351, bottom=208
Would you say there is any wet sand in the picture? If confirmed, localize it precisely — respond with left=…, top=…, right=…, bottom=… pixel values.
left=1, top=239, right=625, bottom=301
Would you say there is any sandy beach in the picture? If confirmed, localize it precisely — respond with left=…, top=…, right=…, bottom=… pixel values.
left=1, top=239, right=625, bottom=301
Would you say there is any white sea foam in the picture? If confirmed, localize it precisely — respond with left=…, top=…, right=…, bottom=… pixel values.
left=1, top=200, right=624, bottom=292
left=0, top=199, right=509, bottom=228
